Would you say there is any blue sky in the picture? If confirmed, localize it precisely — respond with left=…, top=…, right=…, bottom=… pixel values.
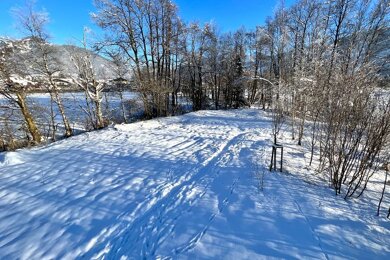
left=0, top=0, right=294, bottom=44
left=175, top=0, right=294, bottom=31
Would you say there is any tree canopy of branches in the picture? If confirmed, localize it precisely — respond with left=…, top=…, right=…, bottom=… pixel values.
left=92, top=0, right=389, bottom=200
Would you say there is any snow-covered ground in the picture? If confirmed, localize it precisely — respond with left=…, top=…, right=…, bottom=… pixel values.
left=0, top=109, right=389, bottom=259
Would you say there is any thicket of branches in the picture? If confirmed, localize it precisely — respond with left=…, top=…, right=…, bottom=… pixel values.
left=92, top=0, right=390, bottom=199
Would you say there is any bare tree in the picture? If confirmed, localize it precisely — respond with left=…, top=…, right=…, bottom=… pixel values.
left=0, top=39, right=42, bottom=144
left=107, top=50, right=130, bottom=123
left=377, top=161, right=389, bottom=216
left=71, top=29, right=107, bottom=130
left=13, top=1, right=73, bottom=138
left=93, top=0, right=183, bottom=118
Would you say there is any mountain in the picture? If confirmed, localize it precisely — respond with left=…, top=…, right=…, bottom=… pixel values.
left=0, top=37, right=118, bottom=91
left=52, top=44, right=117, bottom=80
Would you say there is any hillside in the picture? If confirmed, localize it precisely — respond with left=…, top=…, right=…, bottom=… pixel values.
left=52, top=44, right=117, bottom=80
left=0, top=37, right=117, bottom=89
left=0, top=109, right=389, bottom=259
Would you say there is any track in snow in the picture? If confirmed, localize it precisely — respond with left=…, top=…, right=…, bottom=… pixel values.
left=0, top=109, right=389, bottom=259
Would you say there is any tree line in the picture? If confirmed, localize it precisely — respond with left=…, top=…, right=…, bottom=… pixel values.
left=93, top=0, right=390, bottom=208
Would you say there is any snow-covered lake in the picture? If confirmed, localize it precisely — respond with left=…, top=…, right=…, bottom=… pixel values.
left=0, top=109, right=389, bottom=259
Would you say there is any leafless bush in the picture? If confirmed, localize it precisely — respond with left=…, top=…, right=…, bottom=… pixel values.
left=253, top=147, right=266, bottom=191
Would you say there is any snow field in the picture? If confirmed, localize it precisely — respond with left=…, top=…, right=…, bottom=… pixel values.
left=0, top=109, right=389, bottom=259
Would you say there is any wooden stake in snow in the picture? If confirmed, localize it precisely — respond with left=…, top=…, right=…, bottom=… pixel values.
left=270, top=144, right=283, bottom=172
left=377, top=162, right=389, bottom=217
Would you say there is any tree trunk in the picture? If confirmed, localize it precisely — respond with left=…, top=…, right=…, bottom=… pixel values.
left=16, top=93, right=42, bottom=144
left=49, top=93, right=56, bottom=141
left=297, top=109, right=306, bottom=146
left=95, top=92, right=104, bottom=129
left=53, top=90, right=72, bottom=137
left=377, top=168, right=388, bottom=216
left=119, top=90, right=127, bottom=123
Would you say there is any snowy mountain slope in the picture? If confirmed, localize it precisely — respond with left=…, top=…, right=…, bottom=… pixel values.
left=0, top=37, right=117, bottom=85
left=0, top=109, right=389, bottom=259
left=52, top=44, right=116, bottom=80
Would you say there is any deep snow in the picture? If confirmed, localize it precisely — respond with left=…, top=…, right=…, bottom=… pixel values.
left=0, top=109, right=389, bottom=259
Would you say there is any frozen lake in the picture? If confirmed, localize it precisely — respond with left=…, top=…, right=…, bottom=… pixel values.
left=0, top=91, right=139, bottom=143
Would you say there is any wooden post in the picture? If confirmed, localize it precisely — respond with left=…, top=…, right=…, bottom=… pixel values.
left=270, top=144, right=284, bottom=172
left=274, top=146, right=277, bottom=171
left=270, top=147, right=275, bottom=171
left=281, top=146, right=283, bottom=172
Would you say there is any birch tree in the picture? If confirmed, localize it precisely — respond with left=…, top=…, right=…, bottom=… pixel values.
left=71, top=29, right=106, bottom=130
left=13, top=1, right=73, bottom=138
left=0, top=39, right=42, bottom=144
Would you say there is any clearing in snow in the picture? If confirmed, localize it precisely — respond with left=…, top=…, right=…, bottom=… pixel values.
left=0, top=109, right=389, bottom=259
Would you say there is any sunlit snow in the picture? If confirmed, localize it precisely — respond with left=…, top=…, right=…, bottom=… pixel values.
left=0, top=109, right=389, bottom=259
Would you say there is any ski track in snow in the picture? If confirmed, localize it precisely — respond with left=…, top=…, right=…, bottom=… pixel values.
left=0, top=109, right=389, bottom=259
left=107, top=133, right=247, bottom=257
